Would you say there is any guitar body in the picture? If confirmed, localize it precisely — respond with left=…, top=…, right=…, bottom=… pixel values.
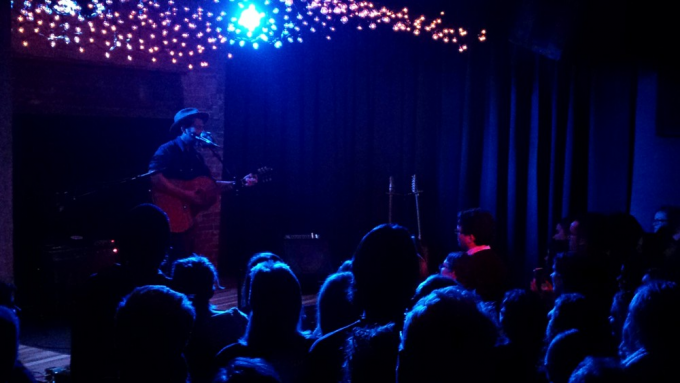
left=151, top=167, right=272, bottom=233
left=151, top=176, right=219, bottom=233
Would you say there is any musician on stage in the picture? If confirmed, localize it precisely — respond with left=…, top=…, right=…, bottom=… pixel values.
left=149, top=107, right=256, bottom=271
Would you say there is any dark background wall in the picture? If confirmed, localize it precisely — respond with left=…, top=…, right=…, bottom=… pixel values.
left=630, top=70, right=680, bottom=232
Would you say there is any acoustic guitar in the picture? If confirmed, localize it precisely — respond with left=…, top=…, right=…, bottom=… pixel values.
left=151, top=167, right=272, bottom=233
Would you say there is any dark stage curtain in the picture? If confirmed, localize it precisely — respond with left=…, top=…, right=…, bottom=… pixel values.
left=218, top=28, right=640, bottom=288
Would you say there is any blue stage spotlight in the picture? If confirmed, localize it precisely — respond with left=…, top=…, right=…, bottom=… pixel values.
left=238, top=4, right=265, bottom=34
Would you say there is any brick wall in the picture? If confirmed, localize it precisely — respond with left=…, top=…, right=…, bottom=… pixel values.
left=1, top=3, right=12, bottom=282
left=181, top=66, right=226, bottom=268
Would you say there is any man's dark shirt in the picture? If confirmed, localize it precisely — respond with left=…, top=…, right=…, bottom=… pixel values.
left=149, top=136, right=211, bottom=180
left=466, top=248, right=507, bottom=303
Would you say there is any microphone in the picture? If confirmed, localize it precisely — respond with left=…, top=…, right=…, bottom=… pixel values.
left=193, top=131, right=220, bottom=147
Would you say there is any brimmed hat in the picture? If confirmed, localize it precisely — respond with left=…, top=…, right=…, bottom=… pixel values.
left=170, top=108, right=209, bottom=133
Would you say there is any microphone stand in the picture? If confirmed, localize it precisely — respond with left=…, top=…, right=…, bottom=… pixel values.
left=207, top=145, right=223, bottom=165
left=193, top=134, right=223, bottom=165
left=55, top=170, right=159, bottom=215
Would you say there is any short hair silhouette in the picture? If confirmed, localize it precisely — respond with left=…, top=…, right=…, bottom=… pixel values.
left=115, top=285, right=195, bottom=383
left=397, top=285, right=499, bottom=383
left=500, top=288, right=547, bottom=346
left=239, top=252, right=283, bottom=313
left=653, top=205, right=680, bottom=233
left=212, top=357, right=282, bottom=383
left=622, top=280, right=680, bottom=356
left=116, top=285, right=195, bottom=349
left=440, top=251, right=471, bottom=286
left=551, top=251, right=609, bottom=302
left=457, top=208, right=495, bottom=246
left=568, top=356, right=625, bottom=383
left=171, top=254, right=219, bottom=303
left=546, top=293, right=595, bottom=344
left=411, top=274, right=458, bottom=306
left=545, top=329, right=591, bottom=383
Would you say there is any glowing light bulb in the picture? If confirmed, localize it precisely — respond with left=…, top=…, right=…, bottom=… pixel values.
left=238, top=4, right=265, bottom=33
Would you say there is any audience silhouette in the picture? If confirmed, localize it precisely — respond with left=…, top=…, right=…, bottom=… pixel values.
left=171, top=255, right=248, bottom=383
left=238, top=252, right=283, bottom=315
left=545, top=329, right=592, bottom=383
left=211, top=357, right=282, bottom=383
left=70, top=203, right=172, bottom=383
left=621, top=280, right=680, bottom=382
left=15, top=201, right=680, bottom=383
left=0, top=305, right=37, bottom=383
left=306, top=223, right=421, bottom=383
left=216, top=260, right=312, bottom=383
left=343, top=322, right=400, bottom=383
left=312, top=271, right=360, bottom=339
left=497, top=288, right=549, bottom=383
left=114, top=285, right=195, bottom=383
left=397, top=285, right=500, bottom=383
left=545, top=292, right=616, bottom=357
left=568, top=356, right=627, bottom=383
left=438, top=251, right=471, bottom=286
left=411, top=273, right=458, bottom=306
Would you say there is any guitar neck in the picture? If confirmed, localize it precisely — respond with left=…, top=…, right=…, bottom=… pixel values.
left=411, top=175, right=423, bottom=240
left=414, top=194, right=422, bottom=240
left=388, top=176, right=394, bottom=224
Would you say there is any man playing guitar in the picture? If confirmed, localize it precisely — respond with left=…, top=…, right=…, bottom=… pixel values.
left=148, top=108, right=257, bottom=271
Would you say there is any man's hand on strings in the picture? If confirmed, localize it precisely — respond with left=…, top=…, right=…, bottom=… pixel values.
left=244, top=174, right=258, bottom=187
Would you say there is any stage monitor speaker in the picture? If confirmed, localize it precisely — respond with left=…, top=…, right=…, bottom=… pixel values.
left=283, top=235, right=334, bottom=294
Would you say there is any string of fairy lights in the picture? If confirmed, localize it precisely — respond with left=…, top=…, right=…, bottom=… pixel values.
left=11, top=0, right=487, bottom=70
